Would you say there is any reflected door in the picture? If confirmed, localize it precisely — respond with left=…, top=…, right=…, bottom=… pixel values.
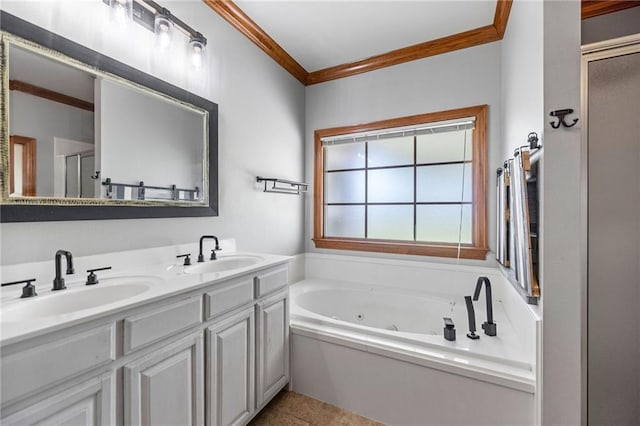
left=9, top=135, right=36, bottom=196
left=65, top=153, right=95, bottom=198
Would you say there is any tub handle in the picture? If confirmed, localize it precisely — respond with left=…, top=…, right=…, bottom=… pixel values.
left=443, top=317, right=456, bottom=341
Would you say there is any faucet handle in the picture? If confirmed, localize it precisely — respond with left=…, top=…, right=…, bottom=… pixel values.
left=86, top=266, right=112, bottom=285
left=177, top=254, right=192, bottom=266
left=210, top=249, right=217, bottom=260
left=443, top=317, right=456, bottom=341
left=482, top=321, right=497, bottom=336
left=2, top=278, right=38, bottom=298
left=21, top=280, right=38, bottom=298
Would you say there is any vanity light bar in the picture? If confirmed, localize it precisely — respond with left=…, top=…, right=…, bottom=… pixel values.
left=103, top=0, right=207, bottom=49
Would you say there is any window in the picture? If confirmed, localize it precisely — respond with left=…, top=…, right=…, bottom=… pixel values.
left=313, top=105, right=488, bottom=259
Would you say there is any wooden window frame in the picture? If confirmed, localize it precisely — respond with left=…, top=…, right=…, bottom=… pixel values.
left=313, top=105, right=488, bottom=260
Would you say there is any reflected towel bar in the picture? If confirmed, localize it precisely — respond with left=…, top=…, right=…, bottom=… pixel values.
left=102, top=178, right=199, bottom=201
left=256, top=176, right=308, bottom=195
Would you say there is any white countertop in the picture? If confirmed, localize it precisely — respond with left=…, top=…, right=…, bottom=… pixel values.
left=0, top=243, right=291, bottom=346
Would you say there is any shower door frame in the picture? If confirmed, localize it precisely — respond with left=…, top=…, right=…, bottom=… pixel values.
left=580, top=33, right=640, bottom=425
left=64, top=152, right=94, bottom=199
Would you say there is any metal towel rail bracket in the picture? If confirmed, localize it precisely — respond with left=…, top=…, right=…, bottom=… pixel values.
left=256, top=176, right=308, bottom=195
left=102, top=178, right=199, bottom=201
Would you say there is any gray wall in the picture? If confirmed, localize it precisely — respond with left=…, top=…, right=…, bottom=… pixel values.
left=499, top=1, right=543, bottom=420
left=304, top=42, right=502, bottom=264
left=582, top=7, right=640, bottom=45
left=9, top=91, right=94, bottom=196
left=500, top=0, right=543, bottom=161
left=0, top=0, right=306, bottom=265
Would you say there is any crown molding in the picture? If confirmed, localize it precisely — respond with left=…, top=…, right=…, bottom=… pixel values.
left=306, top=25, right=501, bottom=85
left=205, top=0, right=640, bottom=85
left=202, top=0, right=307, bottom=84
left=494, top=0, right=513, bottom=39
left=582, top=1, right=640, bottom=20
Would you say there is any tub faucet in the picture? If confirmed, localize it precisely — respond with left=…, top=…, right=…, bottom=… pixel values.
left=472, top=276, right=497, bottom=336
left=198, top=235, right=220, bottom=262
left=464, top=296, right=479, bottom=340
left=53, top=250, right=74, bottom=291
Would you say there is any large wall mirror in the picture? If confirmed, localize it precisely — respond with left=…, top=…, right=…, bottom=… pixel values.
left=0, top=11, right=218, bottom=222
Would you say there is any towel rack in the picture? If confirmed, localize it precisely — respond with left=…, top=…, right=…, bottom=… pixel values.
left=496, top=132, right=542, bottom=305
left=256, top=176, right=308, bottom=195
left=102, top=178, right=200, bottom=201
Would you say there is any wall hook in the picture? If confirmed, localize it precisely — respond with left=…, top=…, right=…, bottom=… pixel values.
left=549, top=109, right=578, bottom=129
left=90, top=171, right=100, bottom=180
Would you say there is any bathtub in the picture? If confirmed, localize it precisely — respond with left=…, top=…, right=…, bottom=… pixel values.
left=289, top=269, right=538, bottom=425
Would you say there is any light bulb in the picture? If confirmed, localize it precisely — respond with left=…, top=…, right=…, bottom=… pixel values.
left=191, top=49, right=202, bottom=69
left=189, top=33, right=206, bottom=70
left=158, top=29, right=171, bottom=49
left=154, top=12, right=173, bottom=50
left=109, top=0, right=131, bottom=28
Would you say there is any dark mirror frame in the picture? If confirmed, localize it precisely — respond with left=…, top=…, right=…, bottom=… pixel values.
left=0, top=11, right=218, bottom=222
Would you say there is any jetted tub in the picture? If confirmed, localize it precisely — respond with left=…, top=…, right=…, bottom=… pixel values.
left=290, top=278, right=535, bottom=392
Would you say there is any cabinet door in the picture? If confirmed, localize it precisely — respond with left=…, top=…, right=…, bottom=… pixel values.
left=256, top=290, right=289, bottom=408
left=1, top=373, right=114, bottom=426
left=206, top=307, right=255, bottom=426
left=124, top=332, right=204, bottom=426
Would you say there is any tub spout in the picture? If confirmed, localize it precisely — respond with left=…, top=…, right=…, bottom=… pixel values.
left=464, top=296, right=479, bottom=340
left=472, top=276, right=497, bottom=336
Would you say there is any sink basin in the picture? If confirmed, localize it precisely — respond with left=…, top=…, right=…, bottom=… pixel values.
left=1, top=277, right=156, bottom=322
left=184, top=255, right=263, bottom=274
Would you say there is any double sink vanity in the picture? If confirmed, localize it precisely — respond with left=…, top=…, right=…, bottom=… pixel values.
left=0, top=241, right=291, bottom=425
left=0, top=11, right=291, bottom=426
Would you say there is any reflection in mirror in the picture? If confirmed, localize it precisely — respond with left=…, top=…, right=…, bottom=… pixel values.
left=1, top=11, right=218, bottom=222
left=9, top=44, right=95, bottom=198
left=7, top=42, right=206, bottom=203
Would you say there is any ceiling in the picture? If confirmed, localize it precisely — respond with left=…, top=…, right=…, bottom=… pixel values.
left=205, top=0, right=640, bottom=86
left=9, top=44, right=95, bottom=102
left=234, top=1, right=497, bottom=72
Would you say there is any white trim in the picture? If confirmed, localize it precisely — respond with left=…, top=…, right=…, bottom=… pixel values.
left=290, top=321, right=535, bottom=393
left=304, top=251, right=498, bottom=275
left=581, top=33, right=640, bottom=55
left=321, top=117, right=475, bottom=145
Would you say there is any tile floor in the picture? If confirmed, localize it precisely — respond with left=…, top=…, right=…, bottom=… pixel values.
left=249, top=390, right=386, bottom=426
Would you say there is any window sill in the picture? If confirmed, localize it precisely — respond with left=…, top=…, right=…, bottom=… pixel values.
left=312, top=237, right=488, bottom=260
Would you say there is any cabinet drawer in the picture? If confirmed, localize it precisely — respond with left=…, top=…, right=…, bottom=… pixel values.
left=254, top=267, right=288, bottom=298
left=204, top=279, right=254, bottom=320
left=1, top=323, right=115, bottom=405
left=123, top=296, right=202, bottom=354
left=2, top=373, right=115, bottom=425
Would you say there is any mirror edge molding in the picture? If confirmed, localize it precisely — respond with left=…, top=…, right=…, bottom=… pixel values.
left=0, top=10, right=219, bottom=222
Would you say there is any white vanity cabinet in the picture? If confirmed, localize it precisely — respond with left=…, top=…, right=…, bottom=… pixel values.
left=206, top=307, right=255, bottom=426
left=1, top=373, right=115, bottom=426
left=0, top=262, right=290, bottom=426
left=0, top=322, right=117, bottom=424
left=205, top=266, right=289, bottom=426
left=256, top=289, right=289, bottom=408
left=124, top=332, right=204, bottom=426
